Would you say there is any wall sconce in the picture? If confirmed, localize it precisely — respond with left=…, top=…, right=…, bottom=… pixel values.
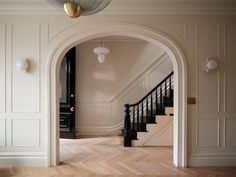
left=93, top=42, right=110, bottom=64
left=16, top=59, right=29, bottom=72
left=205, top=58, right=218, bottom=72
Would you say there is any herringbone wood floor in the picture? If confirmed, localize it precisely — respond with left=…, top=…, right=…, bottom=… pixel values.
left=0, top=136, right=236, bottom=177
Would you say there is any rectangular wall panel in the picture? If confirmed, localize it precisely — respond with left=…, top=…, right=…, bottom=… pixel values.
left=197, top=22, right=220, bottom=113
left=0, top=119, right=6, bottom=147
left=225, top=23, right=236, bottom=113
left=12, top=22, right=40, bottom=112
left=11, top=119, right=40, bottom=147
left=197, top=117, right=219, bottom=147
left=0, top=23, right=6, bottom=112
left=225, top=118, right=236, bottom=147
left=78, top=103, right=111, bottom=126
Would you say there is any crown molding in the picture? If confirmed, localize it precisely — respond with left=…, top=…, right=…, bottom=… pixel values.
left=0, top=0, right=236, bottom=15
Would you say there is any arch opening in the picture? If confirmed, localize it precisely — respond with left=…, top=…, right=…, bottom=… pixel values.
left=47, top=23, right=187, bottom=167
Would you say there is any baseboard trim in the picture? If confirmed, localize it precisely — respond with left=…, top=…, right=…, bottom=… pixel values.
left=75, top=127, right=121, bottom=137
left=0, top=156, right=48, bottom=167
left=189, top=156, right=236, bottom=166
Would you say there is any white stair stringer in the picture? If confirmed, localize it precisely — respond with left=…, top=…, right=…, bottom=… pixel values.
left=132, top=115, right=173, bottom=147
left=144, top=118, right=173, bottom=146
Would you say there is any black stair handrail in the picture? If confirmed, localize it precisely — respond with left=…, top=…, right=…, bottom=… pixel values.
left=128, top=71, right=173, bottom=107
left=123, top=71, right=174, bottom=147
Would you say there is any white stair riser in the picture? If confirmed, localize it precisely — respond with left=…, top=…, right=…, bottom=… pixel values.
left=165, top=107, right=173, bottom=116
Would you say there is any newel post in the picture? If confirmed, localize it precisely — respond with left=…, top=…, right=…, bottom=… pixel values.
left=124, top=104, right=132, bottom=147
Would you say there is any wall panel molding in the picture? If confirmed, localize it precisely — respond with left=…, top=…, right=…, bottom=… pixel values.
left=223, top=23, right=226, bottom=113
left=196, top=117, right=220, bottom=147
left=0, top=118, right=6, bottom=147
left=224, top=117, right=236, bottom=147
left=11, top=22, right=41, bottom=113
left=77, top=102, right=111, bottom=125
left=38, top=22, right=42, bottom=113
left=0, top=22, right=6, bottom=113
left=196, top=21, right=220, bottom=113
left=225, top=22, right=236, bottom=113
left=11, top=119, right=40, bottom=147
left=195, top=22, right=199, bottom=113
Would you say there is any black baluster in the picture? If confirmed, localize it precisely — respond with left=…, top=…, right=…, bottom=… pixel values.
left=156, top=89, right=158, bottom=115
left=124, top=104, right=131, bottom=147
left=151, top=93, right=153, bottom=120
left=160, top=84, right=163, bottom=114
left=141, top=102, right=144, bottom=131
left=169, top=76, right=172, bottom=97
left=165, top=80, right=167, bottom=98
left=137, top=105, right=139, bottom=131
left=146, top=97, right=148, bottom=117
left=132, top=106, right=135, bottom=130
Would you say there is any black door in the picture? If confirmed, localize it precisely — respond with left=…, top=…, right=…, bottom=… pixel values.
left=59, top=47, right=76, bottom=139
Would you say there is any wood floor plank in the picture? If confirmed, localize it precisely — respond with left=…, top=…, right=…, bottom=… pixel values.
left=0, top=136, right=236, bottom=177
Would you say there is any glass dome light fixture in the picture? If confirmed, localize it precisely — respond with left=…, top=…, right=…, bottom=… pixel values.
left=205, top=58, right=218, bottom=72
left=16, top=58, right=29, bottom=72
left=46, top=0, right=112, bottom=18
left=93, top=42, right=110, bottom=64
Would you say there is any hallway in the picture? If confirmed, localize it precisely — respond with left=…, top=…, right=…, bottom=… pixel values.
left=0, top=136, right=236, bottom=177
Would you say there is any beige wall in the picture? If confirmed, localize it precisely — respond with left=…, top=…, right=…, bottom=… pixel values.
left=75, top=40, right=171, bottom=135
left=0, top=13, right=235, bottom=166
left=76, top=40, right=163, bottom=102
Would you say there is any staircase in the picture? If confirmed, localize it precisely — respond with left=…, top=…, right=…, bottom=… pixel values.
left=123, top=72, right=174, bottom=147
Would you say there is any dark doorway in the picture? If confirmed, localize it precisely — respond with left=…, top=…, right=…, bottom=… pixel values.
left=59, top=47, right=76, bottom=139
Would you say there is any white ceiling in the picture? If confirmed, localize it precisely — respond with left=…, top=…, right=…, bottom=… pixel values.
left=0, top=0, right=236, bottom=15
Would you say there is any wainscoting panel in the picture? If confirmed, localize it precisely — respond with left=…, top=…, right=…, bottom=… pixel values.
left=0, top=118, right=6, bottom=147
left=225, top=23, right=236, bottom=113
left=225, top=118, right=236, bottom=147
left=11, top=22, right=40, bottom=113
left=0, top=22, right=6, bottom=113
left=77, top=102, right=111, bottom=126
left=196, top=22, right=220, bottom=113
left=11, top=119, right=40, bottom=147
left=197, top=117, right=219, bottom=147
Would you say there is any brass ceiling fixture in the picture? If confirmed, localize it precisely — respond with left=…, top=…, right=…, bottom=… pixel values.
left=46, top=0, right=112, bottom=18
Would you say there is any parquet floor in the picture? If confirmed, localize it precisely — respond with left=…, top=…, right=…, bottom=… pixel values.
left=0, top=136, right=236, bottom=177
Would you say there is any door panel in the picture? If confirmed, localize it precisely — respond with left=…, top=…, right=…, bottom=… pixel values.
left=59, top=47, right=76, bottom=139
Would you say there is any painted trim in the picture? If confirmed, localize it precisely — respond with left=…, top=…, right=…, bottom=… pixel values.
left=0, top=156, right=47, bottom=167
left=189, top=156, right=236, bottom=166
left=47, top=22, right=187, bottom=167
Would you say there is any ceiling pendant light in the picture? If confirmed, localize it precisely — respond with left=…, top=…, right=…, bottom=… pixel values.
left=46, top=0, right=112, bottom=18
left=93, top=42, right=110, bottom=64
left=64, top=1, right=81, bottom=18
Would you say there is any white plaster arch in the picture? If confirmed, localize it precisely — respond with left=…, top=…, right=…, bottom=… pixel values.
left=47, top=22, right=187, bottom=167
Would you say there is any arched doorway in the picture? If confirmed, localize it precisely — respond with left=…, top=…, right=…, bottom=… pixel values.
left=47, top=23, right=187, bottom=167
